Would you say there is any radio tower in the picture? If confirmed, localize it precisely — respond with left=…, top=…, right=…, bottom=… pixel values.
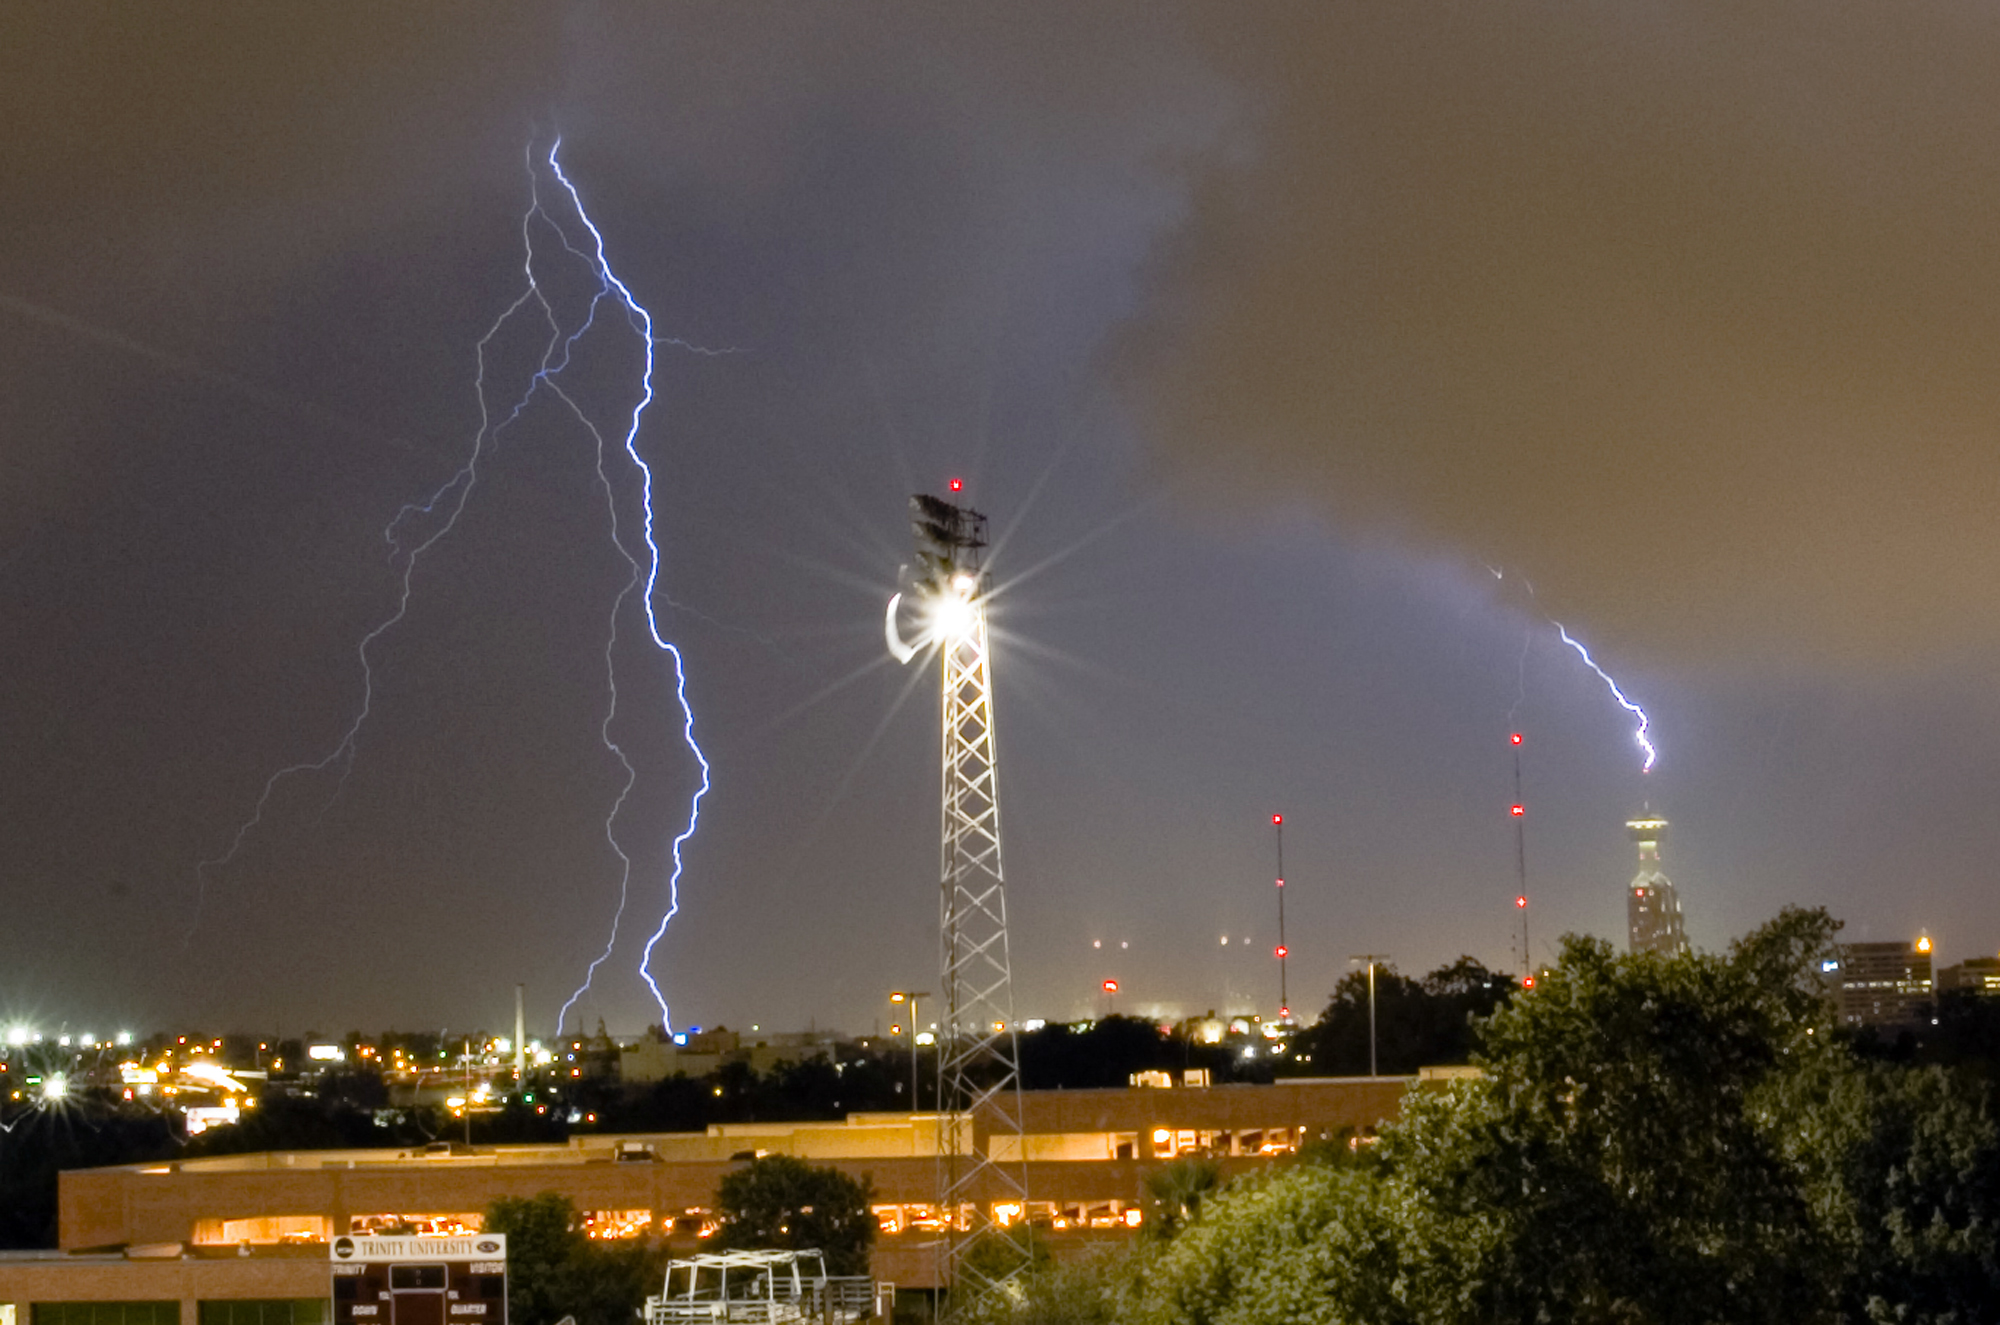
left=1272, top=814, right=1290, bottom=1020
left=1510, top=733, right=1530, bottom=980
left=887, top=483, right=1028, bottom=1304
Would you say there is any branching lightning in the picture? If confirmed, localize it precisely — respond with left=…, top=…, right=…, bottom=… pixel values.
left=1488, top=564, right=1658, bottom=773
left=195, top=137, right=712, bottom=1036
left=543, top=147, right=712, bottom=1034
left=1552, top=623, right=1657, bottom=772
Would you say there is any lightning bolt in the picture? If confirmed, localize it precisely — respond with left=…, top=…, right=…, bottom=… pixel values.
left=194, top=137, right=712, bottom=1037
left=1552, top=623, right=1657, bottom=772
left=1489, top=565, right=1658, bottom=773
left=544, top=142, right=711, bottom=1037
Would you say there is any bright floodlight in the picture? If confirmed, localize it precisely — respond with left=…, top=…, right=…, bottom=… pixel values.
left=931, top=585, right=977, bottom=641
left=116, top=1031, right=132, bottom=1046
left=42, top=1073, right=67, bottom=1104
left=6, top=1027, right=28, bottom=1048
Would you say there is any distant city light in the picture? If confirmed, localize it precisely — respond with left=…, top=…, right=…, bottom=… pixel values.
left=116, top=1032, right=131, bottom=1046
left=915, top=1032, right=936, bottom=1046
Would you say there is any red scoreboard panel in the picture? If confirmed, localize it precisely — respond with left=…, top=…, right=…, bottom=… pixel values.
left=331, top=1234, right=508, bottom=1325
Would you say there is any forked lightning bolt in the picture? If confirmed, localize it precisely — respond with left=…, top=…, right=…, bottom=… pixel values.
left=194, top=138, right=710, bottom=1035
left=1553, top=623, right=1657, bottom=772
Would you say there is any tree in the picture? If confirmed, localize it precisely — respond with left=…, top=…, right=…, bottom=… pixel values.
left=1018, top=1017, right=1180, bottom=1090
left=1140, top=1156, right=1223, bottom=1241
left=1294, top=955, right=1516, bottom=1075
left=713, top=1154, right=877, bottom=1275
left=482, top=1193, right=661, bottom=1325
left=980, top=907, right=2000, bottom=1325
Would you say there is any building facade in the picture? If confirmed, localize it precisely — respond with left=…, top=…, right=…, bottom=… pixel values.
left=1834, top=939, right=1935, bottom=1027
left=1625, top=813, right=1688, bottom=957
left=15, top=1076, right=1435, bottom=1312
left=1936, top=956, right=2000, bottom=996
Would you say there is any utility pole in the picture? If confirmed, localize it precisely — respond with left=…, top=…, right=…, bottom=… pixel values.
left=1350, top=955, right=1390, bottom=1077
left=889, top=991, right=929, bottom=1114
left=462, top=1037, right=473, bottom=1146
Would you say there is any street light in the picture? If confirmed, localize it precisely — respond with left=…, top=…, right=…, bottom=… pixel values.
left=1349, top=955, right=1390, bottom=1077
left=889, top=991, right=930, bottom=1113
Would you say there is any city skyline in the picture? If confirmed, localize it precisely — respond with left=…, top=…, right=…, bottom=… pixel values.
left=4, top=7, right=1999, bottom=1037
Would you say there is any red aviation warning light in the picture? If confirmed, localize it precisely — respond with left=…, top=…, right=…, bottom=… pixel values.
left=1510, top=804, right=1524, bottom=817
left=1274, top=945, right=1289, bottom=959
left=1271, top=813, right=1283, bottom=826
left=1511, top=733, right=1523, bottom=746
left=948, top=478, right=964, bottom=493
left=1275, top=876, right=1285, bottom=888
left=1516, top=895, right=1527, bottom=909
left=1279, top=1005, right=1291, bottom=1018
left=1522, top=976, right=1536, bottom=989
left=1101, top=979, right=1118, bottom=994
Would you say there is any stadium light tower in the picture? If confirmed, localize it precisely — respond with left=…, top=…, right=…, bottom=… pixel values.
left=887, top=485, right=1028, bottom=1302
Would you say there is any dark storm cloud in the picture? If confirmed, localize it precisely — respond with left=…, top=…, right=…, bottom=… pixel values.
left=1108, top=3, right=2000, bottom=663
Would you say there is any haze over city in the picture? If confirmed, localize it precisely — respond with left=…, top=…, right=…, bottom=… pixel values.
left=5, top=4, right=1998, bottom=1044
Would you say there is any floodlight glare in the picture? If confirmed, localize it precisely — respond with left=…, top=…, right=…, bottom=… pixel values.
left=42, top=1073, right=67, bottom=1104
left=931, top=587, right=977, bottom=641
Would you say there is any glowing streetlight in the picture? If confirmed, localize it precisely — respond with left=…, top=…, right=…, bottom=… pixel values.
left=889, top=991, right=931, bottom=1113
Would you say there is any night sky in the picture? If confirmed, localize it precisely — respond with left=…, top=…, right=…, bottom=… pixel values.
left=5, top=5, right=1997, bottom=1041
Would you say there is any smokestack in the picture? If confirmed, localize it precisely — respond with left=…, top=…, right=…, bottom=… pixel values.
left=514, top=984, right=526, bottom=1081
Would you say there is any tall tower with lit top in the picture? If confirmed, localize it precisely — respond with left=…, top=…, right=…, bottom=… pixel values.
left=1626, top=811, right=1688, bottom=956
left=887, top=484, right=1028, bottom=1303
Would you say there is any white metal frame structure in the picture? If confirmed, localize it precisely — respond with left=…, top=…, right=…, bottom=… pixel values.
left=890, top=491, right=1030, bottom=1305
left=936, top=577, right=1028, bottom=1297
left=644, top=1249, right=872, bottom=1324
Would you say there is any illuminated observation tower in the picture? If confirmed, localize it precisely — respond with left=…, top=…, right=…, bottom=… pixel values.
left=886, top=486, right=1029, bottom=1300
left=1626, top=810, right=1688, bottom=956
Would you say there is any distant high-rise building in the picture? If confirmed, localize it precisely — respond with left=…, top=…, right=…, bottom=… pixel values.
left=1626, top=812, right=1688, bottom=956
left=1937, top=955, right=2000, bottom=997
left=1832, top=937, right=1934, bottom=1027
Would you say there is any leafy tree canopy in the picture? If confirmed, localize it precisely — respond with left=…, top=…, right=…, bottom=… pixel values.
left=713, top=1154, right=876, bottom=1275
left=966, top=907, right=2000, bottom=1325
left=482, top=1192, right=661, bottom=1325
left=1294, top=954, right=1517, bottom=1075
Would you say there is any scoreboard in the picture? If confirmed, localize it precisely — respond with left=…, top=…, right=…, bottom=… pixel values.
left=330, top=1234, right=508, bottom=1325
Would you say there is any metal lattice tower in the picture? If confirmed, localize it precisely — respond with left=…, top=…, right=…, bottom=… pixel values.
left=888, top=491, right=1029, bottom=1304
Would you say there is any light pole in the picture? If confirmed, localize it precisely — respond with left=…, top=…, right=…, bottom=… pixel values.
left=889, top=991, right=929, bottom=1112
left=1350, top=955, right=1390, bottom=1077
